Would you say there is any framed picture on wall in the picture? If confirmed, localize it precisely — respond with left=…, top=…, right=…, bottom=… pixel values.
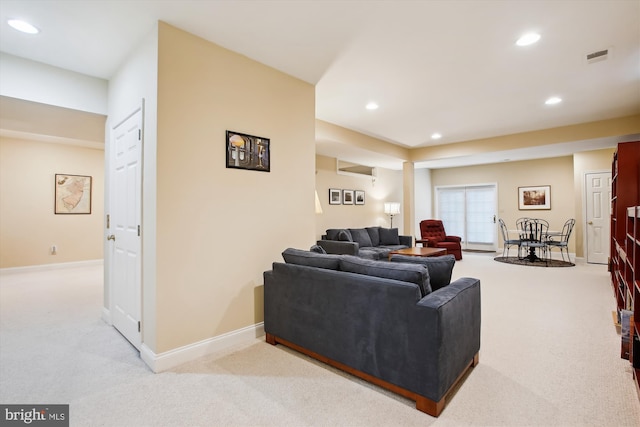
left=355, top=190, right=365, bottom=205
left=329, top=188, right=341, bottom=205
left=55, top=174, right=92, bottom=214
left=225, top=130, right=270, bottom=172
left=518, top=185, right=551, bottom=210
left=343, top=190, right=354, bottom=205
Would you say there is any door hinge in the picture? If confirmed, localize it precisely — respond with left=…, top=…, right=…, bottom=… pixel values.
left=106, top=214, right=110, bottom=229
left=138, top=129, right=141, bottom=140
left=138, top=321, right=141, bottom=332
left=138, top=225, right=141, bottom=236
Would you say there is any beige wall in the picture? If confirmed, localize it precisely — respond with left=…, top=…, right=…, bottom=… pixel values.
left=430, top=156, right=575, bottom=253
left=0, top=137, right=104, bottom=268
left=315, top=155, right=404, bottom=239
left=153, top=23, right=315, bottom=353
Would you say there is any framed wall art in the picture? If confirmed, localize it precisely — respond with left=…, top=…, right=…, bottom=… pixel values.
left=226, top=130, right=270, bottom=172
left=343, top=190, right=354, bottom=205
left=55, top=174, right=92, bottom=214
left=355, top=190, right=365, bottom=205
left=329, top=188, right=341, bottom=205
left=518, top=185, right=551, bottom=210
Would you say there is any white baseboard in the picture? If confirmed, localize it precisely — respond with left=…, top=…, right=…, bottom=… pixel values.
left=0, top=259, right=103, bottom=275
left=140, top=322, right=265, bottom=373
left=101, top=307, right=112, bottom=325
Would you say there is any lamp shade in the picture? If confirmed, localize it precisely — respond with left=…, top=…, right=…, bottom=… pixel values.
left=384, top=202, right=400, bottom=215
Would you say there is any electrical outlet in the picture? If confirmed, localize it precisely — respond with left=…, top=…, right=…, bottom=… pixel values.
left=51, top=245, right=57, bottom=255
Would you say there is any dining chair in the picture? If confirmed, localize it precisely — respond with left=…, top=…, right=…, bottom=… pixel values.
left=519, top=218, right=549, bottom=263
left=498, top=218, right=521, bottom=258
left=546, top=218, right=575, bottom=263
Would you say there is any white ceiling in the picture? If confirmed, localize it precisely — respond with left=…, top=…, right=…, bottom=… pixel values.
left=1, top=0, right=639, bottom=169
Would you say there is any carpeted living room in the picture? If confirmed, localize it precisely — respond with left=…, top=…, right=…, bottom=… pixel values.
left=1, top=255, right=639, bottom=425
left=1, top=1, right=640, bottom=426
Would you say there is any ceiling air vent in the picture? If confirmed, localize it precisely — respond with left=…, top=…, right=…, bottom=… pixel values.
left=586, top=48, right=609, bottom=64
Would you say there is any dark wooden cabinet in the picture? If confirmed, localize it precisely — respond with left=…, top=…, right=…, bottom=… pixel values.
left=610, top=141, right=640, bottom=399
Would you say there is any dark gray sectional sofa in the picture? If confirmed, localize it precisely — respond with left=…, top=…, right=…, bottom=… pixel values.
left=317, top=226, right=413, bottom=259
left=264, top=248, right=481, bottom=417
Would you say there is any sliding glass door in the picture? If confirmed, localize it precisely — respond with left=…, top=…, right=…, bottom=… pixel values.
left=436, top=184, right=497, bottom=251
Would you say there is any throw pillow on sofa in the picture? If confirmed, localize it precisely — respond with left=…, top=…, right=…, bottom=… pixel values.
left=349, top=228, right=373, bottom=248
left=379, top=228, right=400, bottom=245
left=389, top=254, right=455, bottom=291
left=282, top=248, right=340, bottom=270
left=339, top=255, right=431, bottom=296
left=309, top=244, right=326, bottom=254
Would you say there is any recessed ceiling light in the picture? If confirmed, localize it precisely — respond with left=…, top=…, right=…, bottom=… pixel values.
left=365, top=102, right=379, bottom=110
left=8, top=19, right=39, bottom=34
left=516, top=32, right=540, bottom=46
left=431, top=133, right=442, bottom=140
left=545, top=96, right=562, bottom=105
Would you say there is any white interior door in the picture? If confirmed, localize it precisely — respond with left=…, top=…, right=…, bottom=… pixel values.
left=109, top=106, right=143, bottom=349
left=437, top=184, right=497, bottom=251
left=585, top=171, right=611, bottom=264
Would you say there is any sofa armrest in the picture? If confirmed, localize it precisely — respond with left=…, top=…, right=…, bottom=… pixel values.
left=444, top=235, right=462, bottom=243
left=399, top=235, right=413, bottom=247
left=316, top=240, right=359, bottom=255
left=415, top=277, right=481, bottom=399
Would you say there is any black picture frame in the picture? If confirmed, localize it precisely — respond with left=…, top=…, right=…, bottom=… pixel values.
left=329, top=188, right=341, bottom=205
left=226, top=130, right=270, bottom=172
left=343, top=190, right=354, bottom=205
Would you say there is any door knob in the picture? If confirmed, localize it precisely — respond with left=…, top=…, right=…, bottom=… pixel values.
left=107, top=235, right=116, bottom=241
left=588, top=221, right=593, bottom=225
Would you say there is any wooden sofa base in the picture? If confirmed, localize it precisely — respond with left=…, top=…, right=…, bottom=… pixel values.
left=266, top=332, right=478, bottom=417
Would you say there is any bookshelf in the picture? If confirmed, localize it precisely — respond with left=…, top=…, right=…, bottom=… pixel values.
left=610, top=141, right=640, bottom=400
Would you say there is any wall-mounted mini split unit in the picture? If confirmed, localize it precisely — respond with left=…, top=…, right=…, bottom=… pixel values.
left=336, top=159, right=377, bottom=179
left=585, top=47, right=611, bottom=65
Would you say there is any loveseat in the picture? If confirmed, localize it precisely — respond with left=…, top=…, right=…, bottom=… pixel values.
left=317, top=226, right=412, bottom=260
left=264, top=248, right=481, bottom=416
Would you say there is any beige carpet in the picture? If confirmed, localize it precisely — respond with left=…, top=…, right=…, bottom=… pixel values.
left=1, top=254, right=639, bottom=426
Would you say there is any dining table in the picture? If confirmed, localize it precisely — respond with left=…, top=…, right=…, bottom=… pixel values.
left=508, top=221, right=560, bottom=262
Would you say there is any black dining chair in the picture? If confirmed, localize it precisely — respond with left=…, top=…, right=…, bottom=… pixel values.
left=498, top=218, right=521, bottom=258
left=519, top=218, right=549, bottom=263
left=546, top=218, right=575, bottom=263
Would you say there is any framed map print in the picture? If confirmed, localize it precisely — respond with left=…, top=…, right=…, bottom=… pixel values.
left=55, top=174, right=92, bottom=214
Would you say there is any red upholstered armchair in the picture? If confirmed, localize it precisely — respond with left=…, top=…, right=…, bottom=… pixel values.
left=418, top=220, right=463, bottom=260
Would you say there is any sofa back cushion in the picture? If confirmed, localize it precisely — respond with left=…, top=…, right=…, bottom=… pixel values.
left=282, top=248, right=341, bottom=270
left=365, top=227, right=381, bottom=246
left=339, top=255, right=431, bottom=296
left=349, top=228, right=373, bottom=248
left=379, top=227, right=400, bottom=245
left=389, top=254, right=455, bottom=291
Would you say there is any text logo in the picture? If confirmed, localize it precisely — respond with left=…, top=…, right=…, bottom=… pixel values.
left=1, top=405, right=68, bottom=426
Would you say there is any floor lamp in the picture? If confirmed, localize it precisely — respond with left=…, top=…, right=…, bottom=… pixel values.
left=384, top=202, right=400, bottom=228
